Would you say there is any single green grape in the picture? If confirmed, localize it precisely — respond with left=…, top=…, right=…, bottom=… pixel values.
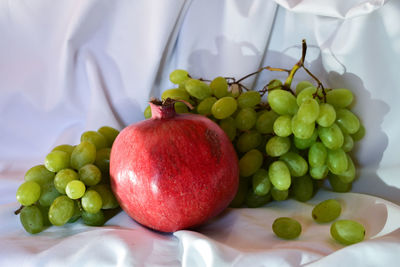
left=44, top=150, right=70, bottom=172
left=236, top=131, right=262, bottom=153
left=16, top=181, right=41, bottom=206
left=245, top=188, right=271, bottom=208
left=295, top=81, right=314, bottom=95
left=81, top=131, right=107, bottom=150
left=352, top=124, right=366, bottom=142
left=169, top=69, right=189, bottom=84
left=79, top=164, right=102, bottom=186
left=95, top=148, right=111, bottom=175
left=272, top=217, right=302, bottom=240
left=52, top=144, right=75, bottom=155
left=268, top=161, right=291, bottom=191
left=326, top=89, right=354, bottom=108
left=256, top=110, right=279, bottom=134
left=268, top=89, right=298, bottom=115
left=296, top=86, right=317, bottom=106
left=71, top=141, right=96, bottom=170
left=211, top=96, right=238, bottom=119
left=174, top=102, right=189, bottom=114
left=24, top=164, right=55, bottom=185
left=293, top=129, right=318, bottom=149
left=229, top=178, right=249, bottom=208
left=291, top=115, right=315, bottom=139
left=238, top=149, right=263, bottom=177
left=312, top=199, right=342, bottom=223
left=197, top=97, right=217, bottom=115
left=273, top=115, right=292, bottom=137
left=66, top=180, right=86, bottom=199
left=316, top=103, right=336, bottom=127
left=271, top=187, right=289, bottom=201
left=252, top=168, right=271, bottom=196
left=237, top=91, right=261, bottom=108
left=268, top=79, right=282, bottom=91
left=330, top=220, right=365, bottom=245
left=81, top=190, right=103, bottom=214
left=279, top=152, right=308, bottom=177
left=210, top=77, right=228, bottom=98
left=38, top=181, right=61, bottom=207
left=308, top=142, right=328, bottom=167
left=336, top=154, right=356, bottom=183
left=97, top=126, right=119, bottom=147
left=309, top=165, right=329, bottom=180
left=161, top=88, right=191, bottom=102
left=335, top=108, right=360, bottom=134
left=19, top=205, right=44, bottom=234
left=218, top=117, right=236, bottom=141
left=297, top=98, right=320, bottom=124
left=234, top=107, right=257, bottom=131
left=91, top=184, right=119, bottom=209
left=266, top=136, right=291, bottom=157
left=48, top=195, right=75, bottom=226
left=144, top=105, right=152, bottom=119
left=185, top=79, right=212, bottom=100
left=328, top=175, right=352, bottom=192
left=54, top=168, right=79, bottom=194
left=82, top=210, right=106, bottom=226
left=291, top=175, right=314, bottom=202
left=318, top=123, right=344, bottom=150
left=327, top=148, right=348, bottom=175
left=342, top=134, right=354, bottom=153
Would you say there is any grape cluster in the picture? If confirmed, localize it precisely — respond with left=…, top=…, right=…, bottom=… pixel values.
left=146, top=68, right=365, bottom=208
left=16, top=126, right=120, bottom=234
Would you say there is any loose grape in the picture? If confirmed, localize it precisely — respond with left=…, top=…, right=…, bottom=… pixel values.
left=44, top=150, right=70, bottom=172
left=210, top=77, right=228, bottom=98
left=20, top=205, right=44, bottom=234
left=266, top=136, right=291, bottom=157
left=161, top=88, right=190, bottom=102
left=292, top=115, right=315, bottom=139
left=308, top=142, right=328, bottom=167
left=272, top=217, right=302, bottom=240
left=230, top=178, right=249, bottom=208
left=236, top=131, right=262, bottom=153
left=81, top=131, right=107, bottom=150
left=256, top=110, right=279, bottom=134
left=273, top=115, right=292, bottom=137
left=197, top=97, right=217, bottom=115
left=239, top=149, right=263, bottom=177
left=169, top=69, right=189, bottom=84
left=54, top=168, right=79, bottom=194
left=310, top=165, right=329, bottom=180
left=91, top=184, right=119, bottom=209
left=24, top=165, right=55, bottom=185
left=234, top=107, right=257, bottom=131
left=245, top=188, right=271, bottom=208
left=291, top=175, right=314, bottom=202
left=82, top=210, right=106, bottom=226
left=79, top=164, right=102, bottom=186
left=293, top=129, right=318, bottom=149
left=326, top=89, right=354, bottom=108
left=16, top=181, right=41, bottom=206
left=71, top=141, right=96, bottom=170
left=316, top=103, right=336, bottom=127
left=97, top=126, right=119, bottom=147
left=252, top=168, right=271, bottom=196
left=327, top=148, right=348, bottom=175
left=295, top=81, right=313, bottom=95
left=271, top=187, right=289, bottom=201
left=312, top=199, right=341, bottom=223
left=335, top=108, right=360, bottom=134
left=211, top=97, right=238, bottom=119
left=328, top=175, right=352, bottom=192
left=81, top=190, right=103, bottom=214
left=185, top=79, right=212, bottom=100
left=296, top=86, right=317, bottom=106
left=297, top=98, right=320, bottom=124
left=218, top=117, right=236, bottom=141
left=318, top=123, right=344, bottom=150
left=39, top=181, right=61, bottom=207
left=95, top=148, right=111, bottom=175
left=48, top=196, right=75, bottom=226
left=268, top=161, right=291, bottom=190
left=279, top=152, right=308, bottom=177
left=237, top=91, right=261, bottom=108
left=268, top=89, right=298, bottom=115
left=66, top=180, right=86, bottom=199
left=330, top=220, right=365, bottom=245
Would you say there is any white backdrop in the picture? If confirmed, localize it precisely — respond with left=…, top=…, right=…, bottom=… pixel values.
left=1, top=0, right=400, bottom=266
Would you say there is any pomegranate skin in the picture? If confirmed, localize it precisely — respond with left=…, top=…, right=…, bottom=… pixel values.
left=110, top=113, right=239, bottom=232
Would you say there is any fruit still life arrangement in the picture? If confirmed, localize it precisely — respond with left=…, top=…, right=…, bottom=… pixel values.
left=14, top=40, right=366, bottom=245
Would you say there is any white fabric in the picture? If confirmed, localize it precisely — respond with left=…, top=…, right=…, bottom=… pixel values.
left=1, top=0, right=400, bottom=266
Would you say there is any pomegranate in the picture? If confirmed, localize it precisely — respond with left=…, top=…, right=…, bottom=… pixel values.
left=110, top=99, right=239, bottom=232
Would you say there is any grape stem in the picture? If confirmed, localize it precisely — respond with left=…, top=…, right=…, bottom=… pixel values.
left=14, top=205, right=23, bottom=215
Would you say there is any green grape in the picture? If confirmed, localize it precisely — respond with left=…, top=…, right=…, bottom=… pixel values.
left=144, top=105, right=152, bottom=119
left=234, top=108, right=257, bottom=131
left=82, top=210, right=105, bottom=226
left=279, top=152, right=308, bottom=177
left=318, top=123, right=344, bottom=150
left=256, top=110, right=279, bottom=134
left=271, top=187, right=289, bottom=201
left=44, top=150, right=70, bottom=172
left=48, top=195, right=75, bottom=226
left=174, top=102, right=189, bottom=113
left=352, top=124, right=366, bottom=141
left=68, top=200, right=82, bottom=223
left=95, top=148, right=111, bottom=175
left=237, top=91, right=261, bottom=108
left=252, top=168, right=271, bottom=196
left=81, top=190, right=103, bottom=214
left=66, top=180, right=86, bottom=199
left=312, top=199, right=342, bottom=223
left=327, top=148, right=348, bottom=175
left=272, top=217, right=302, bottom=240
left=54, top=168, right=78, bottom=194
left=210, top=77, right=228, bottom=98
left=342, top=134, right=354, bottom=152
left=326, top=89, right=354, bottom=108
left=236, top=131, right=262, bottom=153
left=52, top=144, right=75, bottom=155
left=16, top=181, right=41, bottom=206
left=335, top=108, right=360, bottom=134
left=161, top=88, right=191, bottom=102
left=211, top=96, right=238, bottom=119
left=328, top=175, right=352, bottom=192
left=218, top=117, right=236, bottom=141
left=268, top=89, right=298, bottom=115
left=169, top=69, right=189, bottom=84
left=337, top=154, right=356, bottom=183
left=79, top=164, right=102, bottom=186
left=37, top=204, right=51, bottom=226
left=19, top=205, right=44, bottom=234
left=297, top=98, right=320, bottom=124
left=291, top=115, right=315, bottom=139
left=81, top=131, right=107, bottom=150
left=38, top=181, right=61, bottom=206
left=185, top=79, right=212, bottom=100
left=97, top=126, right=119, bottom=147
left=24, top=164, right=55, bottom=185
left=71, top=141, right=96, bottom=170
left=308, top=142, right=327, bottom=167
left=197, top=97, right=217, bottom=115
left=273, top=115, right=292, bottom=137
left=293, top=129, right=318, bottom=149
left=316, top=103, right=336, bottom=127
left=291, top=175, right=314, bottom=202
left=230, top=177, right=249, bottom=208
left=330, top=220, right=365, bottom=245
left=310, top=165, right=329, bottom=180
left=245, top=188, right=271, bottom=208
left=266, top=136, right=291, bottom=157
left=239, top=149, right=263, bottom=177
left=91, top=184, right=119, bottom=209
left=268, top=161, right=291, bottom=190
left=295, top=81, right=314, bottom=95
left=268, top=79, right=282, bottom=91
left=296, top=86, right=317, bottom=106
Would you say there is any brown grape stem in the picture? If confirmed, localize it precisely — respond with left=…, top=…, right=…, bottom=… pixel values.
left=14, top=205, right=23, bottom=215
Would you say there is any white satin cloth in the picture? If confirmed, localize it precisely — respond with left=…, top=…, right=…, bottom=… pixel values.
left=1, top=0, right=400, bottom=266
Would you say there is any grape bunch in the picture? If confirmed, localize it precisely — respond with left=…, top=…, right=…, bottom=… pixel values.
left=15, top=126, right=120, bottom=234
left=145, top=43, right=365, bottom=208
